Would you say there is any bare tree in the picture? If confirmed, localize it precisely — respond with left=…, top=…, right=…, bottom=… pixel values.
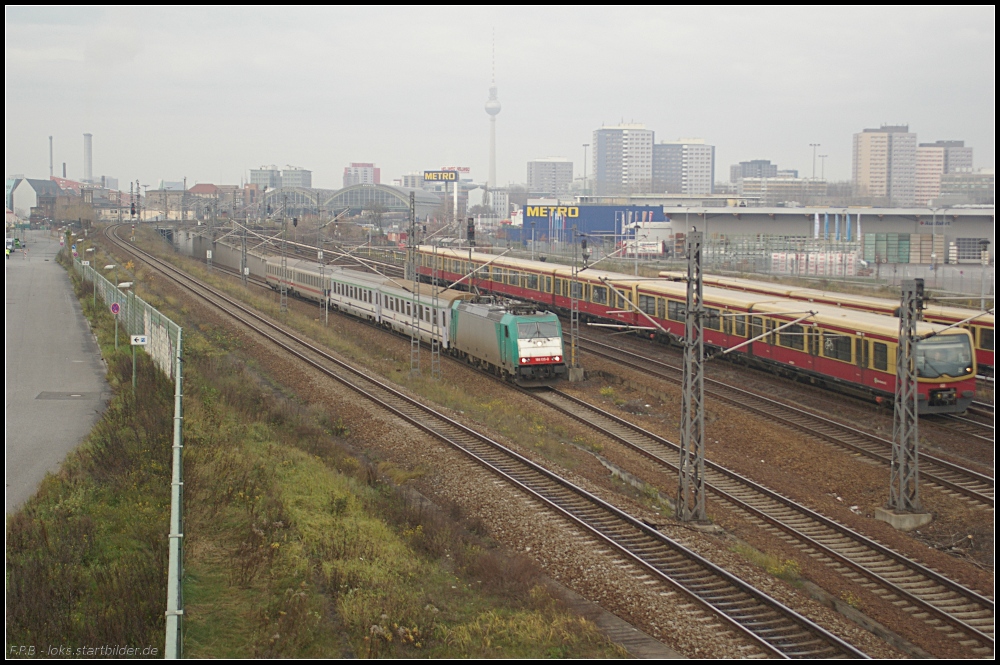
left=362, top=201, right=387, bottom=230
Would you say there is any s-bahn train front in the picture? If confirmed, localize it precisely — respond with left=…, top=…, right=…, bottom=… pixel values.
left=914, top=330, right=977, bottom=414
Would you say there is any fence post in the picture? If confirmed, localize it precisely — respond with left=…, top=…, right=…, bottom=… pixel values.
left=165, top=326, right=184, bottom=658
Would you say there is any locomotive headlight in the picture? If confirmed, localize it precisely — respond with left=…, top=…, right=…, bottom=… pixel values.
left=521, top=357, right=528, bottom=363
left=554, top=355, right=561, bottom=362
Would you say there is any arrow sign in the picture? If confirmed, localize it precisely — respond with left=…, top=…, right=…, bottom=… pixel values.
left=110, top=302, right=121, bottom=315
left=130, top=335, right=148, bottom=346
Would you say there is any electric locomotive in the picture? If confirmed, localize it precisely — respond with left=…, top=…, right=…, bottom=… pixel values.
left=450, top=297, right=567, bottom=385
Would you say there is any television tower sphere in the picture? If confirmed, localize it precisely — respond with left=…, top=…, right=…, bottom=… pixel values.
left=485, top=85, right=501, bottom=116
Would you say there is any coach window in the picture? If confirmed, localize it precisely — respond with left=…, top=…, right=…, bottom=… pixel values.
left=544, top=276, right=552, bottom=293
left=657, top=298, right=666, bottom=320
left=508, top=271, right=520, bottom=286
left=750, top=316, right=763, bottom=339
left=668, top=301, right=685, bottom=322
left=526, top=274, right=538, bottom=290
left=639, top=294, right=656, bottom=316
left=723, top=312, right=733, bottom=336
left=856, top=338, right=869, bottom=368
left=982, top=327, right=994, bottom=351
left=780, top=324, right=804, bottom=350
left=406, top=302, right=411, bottom=316
left=492, top=267, right=503, bottom=282
left=706, top=307, right=721, bottom=331
left=823, top=333, right=852, bottom=362
left=570, top=281, right=583, bottom=299
left=873, top=342, right=889, bottom=370
left=592, top=285, right=608, bottom=305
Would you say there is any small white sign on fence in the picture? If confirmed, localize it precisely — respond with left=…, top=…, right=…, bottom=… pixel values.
left=131, top=335, right=148, bottom=346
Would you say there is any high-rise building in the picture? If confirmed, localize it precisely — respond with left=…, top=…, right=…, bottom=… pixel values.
left=923, top=140, right=974, bottom=173
left=593, top=124, right=654, bottom=196
left=652, top=139, right=715, bottom=195
left=250, top=166, right=282, bottom=190
left=730, top=159, right=778, bottom=183
left=401, top=173, right=424, bottom=189
left=915, top=145, right=945, bottom=206
left=852, top=125, right=916, bottom=206
left=343, top=163, right=380, bottom=188
left=915, top=140, right=974, bottom=206
left=282, top=166, right=312, bottom=189
left=527, top=158, right=573, bottom=195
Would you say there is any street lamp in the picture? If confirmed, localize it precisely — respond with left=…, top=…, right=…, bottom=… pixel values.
left=819, top=155, right=827, bottom=181
left=810, top=144, right=820, bottom=180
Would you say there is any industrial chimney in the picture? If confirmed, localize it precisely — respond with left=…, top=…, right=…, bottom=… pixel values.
left=83, top=133, right=93, bottom=183
left=49, top=136, right=53, bottom=178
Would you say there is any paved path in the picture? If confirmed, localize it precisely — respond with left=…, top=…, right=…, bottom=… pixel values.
left=5, top=234, right=111, bottom=514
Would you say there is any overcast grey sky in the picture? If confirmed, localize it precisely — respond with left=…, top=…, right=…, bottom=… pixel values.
left=5, top=6, right=995, bottom=190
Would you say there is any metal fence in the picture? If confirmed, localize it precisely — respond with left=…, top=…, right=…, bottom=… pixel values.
left=73, top=257, right=185, bottom=659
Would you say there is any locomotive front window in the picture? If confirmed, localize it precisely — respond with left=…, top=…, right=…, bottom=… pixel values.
left=915, top=335, right=973, bottom=379
left=517, top=321, right=560, bottom=339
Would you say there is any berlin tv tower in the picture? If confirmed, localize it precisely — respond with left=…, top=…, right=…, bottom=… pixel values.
left=484, top=35, right=501, bottom=189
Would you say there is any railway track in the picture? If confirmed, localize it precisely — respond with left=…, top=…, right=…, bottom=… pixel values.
left=107, top=226, right=868, bottom=658
left=579, top=335, right=995, bottom=510
left=531, top=387, right=995, bottom=654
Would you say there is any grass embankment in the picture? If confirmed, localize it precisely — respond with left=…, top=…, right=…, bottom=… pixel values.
left=7, top=239, right=623, bottom=658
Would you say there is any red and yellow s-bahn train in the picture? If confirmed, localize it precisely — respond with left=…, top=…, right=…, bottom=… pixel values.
left=657, top=271, right=994, bottom=371
left=416, top=246, right=977, bottom=414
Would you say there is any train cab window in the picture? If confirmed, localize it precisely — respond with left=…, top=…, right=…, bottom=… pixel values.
left=982, top=327, right=994, bottom=351
left=592, top=285, right=608, bottom=305
left=668, top=301, right=685, bottom=322
left=706, top=307, right=721, bottom=331
left=639, top=295, right=656, bottom=316
left=823, top=333, right=853, bottom=362
left=873, top=342, right=888, bottom=370
left=780, top=324, right=805, bottom=350
left=856, top=338, right=870, bottom=368
left=526, top=274, right=539, bottom=290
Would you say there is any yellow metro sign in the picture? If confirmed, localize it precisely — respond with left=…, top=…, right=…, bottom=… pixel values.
left=423, top=170, right=459, bottom=182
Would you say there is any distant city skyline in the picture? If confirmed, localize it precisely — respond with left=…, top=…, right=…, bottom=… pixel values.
left=5, top=7, right=994, bottom=191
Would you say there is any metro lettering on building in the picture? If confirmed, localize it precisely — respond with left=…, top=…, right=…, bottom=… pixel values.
left=525, top=206, right=580, bottom=219
left=424, top=171, right=458, bottom=181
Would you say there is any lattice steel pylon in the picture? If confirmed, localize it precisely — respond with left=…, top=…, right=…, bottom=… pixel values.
left=430, top=244, right=442, bottom=380
left=569, top=226, right=581, bottom=374
left=279, top=224, right=288, bottom=313
left=408, top=192, right=421, bottom=376
left=241, top=216, right=248, bottom=288
left=678, top=231, right=707, bottom=522
left=889, top=278, right=923, bottom=512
